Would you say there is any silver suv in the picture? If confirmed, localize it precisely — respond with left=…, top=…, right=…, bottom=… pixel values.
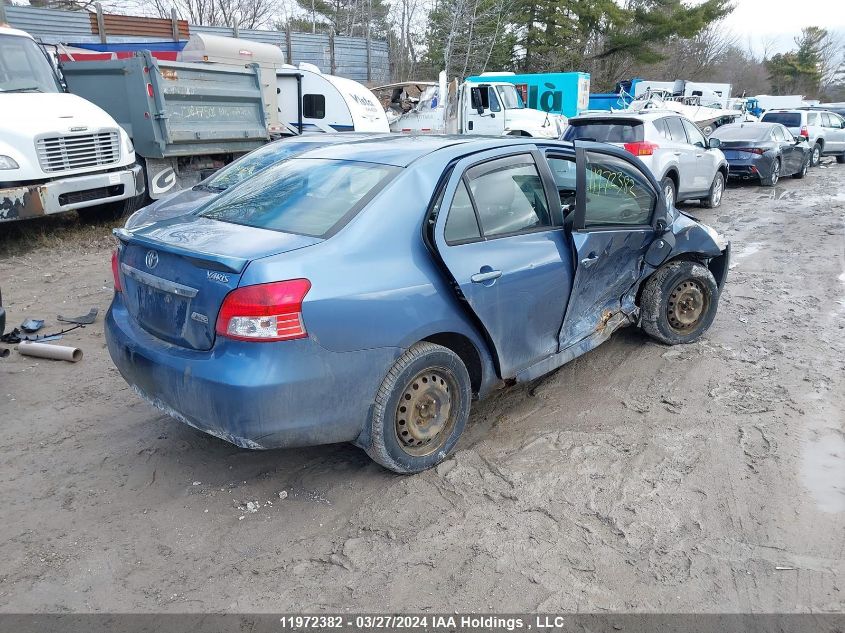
left=760, top=109, right=845, bottom=166
left=563, top=110, right=729, bottom=209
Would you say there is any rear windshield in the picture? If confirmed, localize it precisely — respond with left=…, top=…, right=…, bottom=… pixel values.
left=562, top=121, right=643, bottom=143
left=711, top=125, right=771, bottom=141
left=198, top=158, right=398, bottom=237
left=203, top=140, right=329, bottom=191
left=761, top=112, right=801, bottom=127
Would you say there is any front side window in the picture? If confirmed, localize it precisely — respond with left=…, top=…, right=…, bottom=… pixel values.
left=681, top=118, right=706, bottom=147
left=466, top=158, right=551, bottom=237
left=0, top=34, right=61, bottom=93
left=303, top=94, right=326, bottom=119
left=198, top=158, right=397, bottom=237
left=584, top=152, right=655, bottom=227
left=498, top=84, right=524, bottom=109
left=488, top=88, right=501, bottom=112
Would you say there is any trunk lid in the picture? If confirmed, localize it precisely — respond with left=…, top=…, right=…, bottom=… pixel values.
left=117, top=216, right=321, bottom=350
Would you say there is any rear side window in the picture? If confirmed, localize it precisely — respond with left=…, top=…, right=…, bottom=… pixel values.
left=761, top=112, right=801, bottom=127
left=584, top=152, right=655, bottom=227
left=808, top=112, right=819, bottom=125
left=563, top=121, right=644, bottom=143
left=665, top=117, right=688, bottom=143
left=466, top=158, right=551, bottom=237
left=198, top=158, right=397, bottom=237
left=303, top=94, right=326, bottom=119
left=444, top=181, right=481, bottom=243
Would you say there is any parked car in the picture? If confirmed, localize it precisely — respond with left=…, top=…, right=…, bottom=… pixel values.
left=106, top=136, right=730, bottom=473
left=760, top=109, right=845, bottom=166
left=710, top=122, right=812, bottom=185
left=562, top=110, right=728, bottom=210
left=124, top=133, right=385, bottom=229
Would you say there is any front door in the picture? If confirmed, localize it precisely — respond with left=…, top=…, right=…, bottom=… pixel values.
left=557, top=147, right=659, bottom=347
left=433, top=150, right=572, bottom=378
left=464, top=85, right=504, bottom=136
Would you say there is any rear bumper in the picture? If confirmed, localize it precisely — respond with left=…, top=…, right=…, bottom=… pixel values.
left=105, top=297, right=399, bottom=449
left=0, top=164, right=144, bottom=222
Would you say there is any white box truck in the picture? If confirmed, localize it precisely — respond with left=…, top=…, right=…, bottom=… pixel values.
left=0, top=25, right=143, bottom=223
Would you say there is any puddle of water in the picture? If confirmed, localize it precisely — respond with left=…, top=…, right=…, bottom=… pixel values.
left=799, top=394, right=845, bottom=514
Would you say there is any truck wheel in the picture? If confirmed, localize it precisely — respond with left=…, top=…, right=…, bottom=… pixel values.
left=700, top=172, right=724, bottom=208
left=640, top=260, right=719, bottom=345
left=364, top=342, right=471, bottom=474
left=836, top=152, right=845, bottom=164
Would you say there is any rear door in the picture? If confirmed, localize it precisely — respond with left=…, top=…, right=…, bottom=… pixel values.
left=432, top=148, right=572, bottom=378
left=822, top=112, right=845, bottom=152
left=558, top=146, right=659, bottom=348
left=680, top=118, right=715, bottom=191
left=774, top=125, right=800, bottom=172
left=663, top=116, right=699, bottom=196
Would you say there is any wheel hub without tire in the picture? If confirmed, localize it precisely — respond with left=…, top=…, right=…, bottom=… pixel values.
left=395, top=369, right=455, bottom=456
left=667, top=280, right=708, bottom=332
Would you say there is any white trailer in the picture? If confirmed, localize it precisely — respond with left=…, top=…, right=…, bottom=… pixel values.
left=0, top=26, right=143, bottom=222
left=277, top=63, right=389, bottom=133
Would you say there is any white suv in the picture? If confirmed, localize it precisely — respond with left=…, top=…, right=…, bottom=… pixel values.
left=563, top=110, right=729, bottom=209
left=760, top=109, right=845, bottom=166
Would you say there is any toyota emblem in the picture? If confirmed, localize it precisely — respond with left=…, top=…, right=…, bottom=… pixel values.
left=145, top=250, right=159, bottom=269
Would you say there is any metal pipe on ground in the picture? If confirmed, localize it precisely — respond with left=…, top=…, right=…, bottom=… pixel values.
left=18, top=341, right=83, bottom=362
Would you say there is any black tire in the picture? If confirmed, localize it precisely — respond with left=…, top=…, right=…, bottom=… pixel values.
left=660, top=176, right=676, bottom=209
left=836, top=153, right=845, bottom=164
left=811, top=143, right=822, bottom=166
left=793, top=153, right=811, bottom=179
left=700, top=172, right=725, bottom=208
left=761, top=158, right=780, bottom=187
left=640, top=260, right=719, bottom=345
left=364, top=342, right=471, bottom=474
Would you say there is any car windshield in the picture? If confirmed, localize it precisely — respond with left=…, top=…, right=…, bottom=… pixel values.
left=712, top=125, right=771, bottom=141
left=498, top=85, right=524, bottom=109
left=761, top=112, right=801, bottom=127
left=202, top=140, right=330, bottom=191
left=0, top=34, right=61, bottom=93
left=562, top=121, right=644, bottom=142
left=198, top=158, right=398, bottom=237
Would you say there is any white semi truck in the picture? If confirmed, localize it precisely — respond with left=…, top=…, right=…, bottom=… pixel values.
left=0, top=26, right=143, bottom=223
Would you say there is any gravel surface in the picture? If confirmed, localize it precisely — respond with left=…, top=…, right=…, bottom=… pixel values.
left=0, top=160, right=843, bottom=612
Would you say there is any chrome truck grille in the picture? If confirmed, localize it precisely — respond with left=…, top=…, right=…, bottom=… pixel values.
left=35, top=131, right=120, bottom=173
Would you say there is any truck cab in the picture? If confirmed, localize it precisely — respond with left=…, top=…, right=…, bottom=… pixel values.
left=0, top=26, right=143, bottom=223
left=453, top=80, right=563, bottom=138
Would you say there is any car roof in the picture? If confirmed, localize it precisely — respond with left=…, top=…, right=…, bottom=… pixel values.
left=570, top=109, right=684, bottom=122
left=295, top=134, right=539, bottom=167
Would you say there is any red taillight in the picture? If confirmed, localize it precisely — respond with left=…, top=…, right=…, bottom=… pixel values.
left=736, top=147, right=765, bottom=155
left=147, top=83, right=154, bottom=98
left=111, top=250, right=122, bottom=292
left=216, top=279, right=311, bottom=342
left=623, top=141, right=659, bottom=156
left=800, top=125, right=809, bottom=138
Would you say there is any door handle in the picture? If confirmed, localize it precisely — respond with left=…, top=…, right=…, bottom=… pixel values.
left=673, top=151, right=682, bottom=156
left=580, top=253, right=599, bottom=267
left=471, top=269, right=502, bottom=283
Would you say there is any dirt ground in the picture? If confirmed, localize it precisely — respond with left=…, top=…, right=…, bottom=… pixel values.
left=0, top=161, right=843, bottom=614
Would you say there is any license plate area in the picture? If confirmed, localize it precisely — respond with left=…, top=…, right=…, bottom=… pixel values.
left=137, top=284, right=189, bottom=337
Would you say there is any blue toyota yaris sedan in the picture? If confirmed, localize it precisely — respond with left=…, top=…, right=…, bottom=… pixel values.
left=106, top=135, right=730, bottom=473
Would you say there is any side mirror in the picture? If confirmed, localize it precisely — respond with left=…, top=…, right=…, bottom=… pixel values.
left=707, top=137, right=721, bottom=149
left=476, top=106, right=484, bottom=115
left=794, top=136, right=804, bottom=144
left=470, top=88, right=483, bottom=110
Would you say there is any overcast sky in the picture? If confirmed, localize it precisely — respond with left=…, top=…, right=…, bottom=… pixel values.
left=721, top=0, right=845, bottom=55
